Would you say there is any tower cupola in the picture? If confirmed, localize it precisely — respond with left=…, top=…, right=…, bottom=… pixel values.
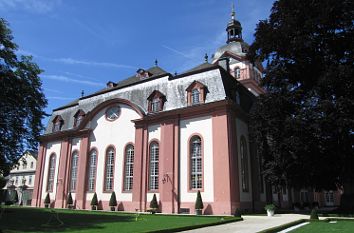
left=226, top=3, right=243, bottom=43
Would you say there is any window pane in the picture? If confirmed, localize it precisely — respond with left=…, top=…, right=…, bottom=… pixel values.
left=124, top=145, right=134, bottom=191
left=190, top=136, right=202, bottom=189
left=192, top=89, right=200, bottom=104
left=70, top=152, right=79, bottom=192
left=105, top=148, right=115, bottom=191
left=47, top=154, right=56, bottom=192
left=149, top=143, right=159, bottom=190
left=87, top=150, right=97, bottom=191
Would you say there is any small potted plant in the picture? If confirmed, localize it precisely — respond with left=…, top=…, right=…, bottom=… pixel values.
left=264, top=203, right=276, bottom=217
left=67, top=192, right=73, bottom=209
left=91, top=192, right=98, bottom=210
left=109, top=191, right=117, bottom=211
left=149, top=194, right=159, bottom=214
left=44, top=193, right=50, bottom=208
left=195, top=191, right=204, bottom=215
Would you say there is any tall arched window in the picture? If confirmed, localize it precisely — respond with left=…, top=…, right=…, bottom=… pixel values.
left=47, top=153, right=56, bottom=192
left=70, top=151, right=79, bottom=192
left=87, top=149, right=97, bottom=192
left=104, top=147, right=115, bottom=191
left=149, top=142, right=159, bottom=190
left=123, top=144, right=134, bottom=191
left=190, top=136, right=202, bottom=189
left=240, top=136, right=249, bottom=192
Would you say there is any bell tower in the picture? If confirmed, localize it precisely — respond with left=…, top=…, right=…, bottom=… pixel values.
left=226, top=3, right=243, bottom=43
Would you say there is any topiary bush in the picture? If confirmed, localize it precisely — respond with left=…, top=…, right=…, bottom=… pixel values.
left=44, top=193, right=50, bottom=208
left=109, top=191, right=117, bottom=211
left=310, top=208, right=319, bottom=220
left=195, top=191, right=204, bottom=215
left=234, top=208, right=242, bottom=217
left=91, top=192, right=98, bottom=210
left=67, top=192, right=73, bottom=208
left=149, top=194, right=158, bottom=214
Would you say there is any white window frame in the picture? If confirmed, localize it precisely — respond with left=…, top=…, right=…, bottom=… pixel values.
left=87, top=150, right=97, bottom=192
left=105, top=148, right=115, bottom=191
left=70, top=152, right=79, bottom=192
left=124, top=145, right=134, bottom=191
left=149, top=143, right=159, bottom=190
left=190, top=136, right=202, bottom=189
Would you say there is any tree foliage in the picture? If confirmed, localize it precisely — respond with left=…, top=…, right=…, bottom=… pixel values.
left=0, top=18, right=47, bottom=176
left=248, top=0, right=354, bottom=192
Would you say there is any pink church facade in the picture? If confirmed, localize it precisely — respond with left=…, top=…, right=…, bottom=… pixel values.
left=32, top=9, right=269, bottom=215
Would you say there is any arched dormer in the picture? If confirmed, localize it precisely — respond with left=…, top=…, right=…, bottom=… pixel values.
left=52, top=115, right=64, bottom=133
left=186, top=81, right=207, bottom=106
left=147, top=90, right=166, bottom=113
left=73, top=109, right=85, bottom=127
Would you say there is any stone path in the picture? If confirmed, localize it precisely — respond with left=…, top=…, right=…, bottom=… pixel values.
left=182, top=214, right=309, bottom=233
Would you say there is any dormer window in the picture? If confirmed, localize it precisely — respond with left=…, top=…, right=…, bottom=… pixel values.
left=234, top=67, right=241, bottom=79
left=147, top=90, right=166, bottom=113
left=186, top=81, right=207, bottom=106
left=136, top=68, right=151, bottom=80
left=74, top=109, right=85, bottom=127
left=52, top=115, right=64, bottom=133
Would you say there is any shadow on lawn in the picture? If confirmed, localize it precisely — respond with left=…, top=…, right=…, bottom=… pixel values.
left=0, top=207, right=135, bottom=232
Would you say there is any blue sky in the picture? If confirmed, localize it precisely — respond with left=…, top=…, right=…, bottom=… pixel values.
left=0, top=0, right=274, bottom=125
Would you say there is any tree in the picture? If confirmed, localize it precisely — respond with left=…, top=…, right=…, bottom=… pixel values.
left=248, top=0, right=354, bottom=210
left=0, top=18, right=47, bottom=176
left=91, top=192, right=98, bottom=210
left=109, top=191, right=117, bottom=211
left=44, top=193, right=50, bottom=208
left=149, top=194, right=158, bottom=214
left=67, top=192, right=73, bottom=208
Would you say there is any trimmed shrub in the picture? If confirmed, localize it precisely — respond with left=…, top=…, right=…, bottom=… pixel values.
left=293, top=202, right=301, bottom=210
left=91, top=192, right=98, bottom=210
left=44, top=193, right=50, bottom=208
left=264, top=203, right=276, bottom=211
left=149, top=194, right=158, bottom=214
left=195, top=191, right=204, bottom=215
left=310, top=208, right=319, bottom=220
left=234, top=208, right=242, bottom=217
left=109, top=191, right=117, bottom=211
left=67, top=192, right=73, bottom=208
left=13, top=191, right=19, bottom=204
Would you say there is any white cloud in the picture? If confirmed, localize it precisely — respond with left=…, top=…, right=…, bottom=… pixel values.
left=0, top=0, right=61, bottom=14
left=41, top=74, right=105, bottom=87
left=47, top=96, right=75, bottom=100
left=51, top=57, right=136, bottom=69
left=162, top=45, right=192, bottom=58
left=44, top=88, right=63, bottom=94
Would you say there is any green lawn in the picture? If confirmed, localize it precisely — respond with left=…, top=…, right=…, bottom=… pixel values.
left=0, top=207, right=241, bottom=233
left=291, top=220, right=354, bottom=233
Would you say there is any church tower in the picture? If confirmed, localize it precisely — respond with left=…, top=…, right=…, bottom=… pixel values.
left=212, top=4, right=265, bottom=96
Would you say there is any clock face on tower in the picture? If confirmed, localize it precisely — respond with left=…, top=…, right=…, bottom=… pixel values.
left=105, top=105, right=120, bottom=121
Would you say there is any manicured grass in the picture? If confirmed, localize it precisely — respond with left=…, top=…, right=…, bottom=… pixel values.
left=0, top=207, right=241, bottom=233
left=291, top=220, right=354, bottom=233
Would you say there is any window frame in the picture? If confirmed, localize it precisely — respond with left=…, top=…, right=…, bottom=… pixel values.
left=69, top=150, right=79, bottom=192
left=87, top=148, right=98, bottom=192
left=122, top=143, right=135, bottom=192
left=234, top=67, right=241, bottom=79
left=46, top=153, right=56, bottom=192
left=52, top=116, right=64, bottom=132
left=147, top=90, right=166, bottom=113
left=240, top=136, right=249, bottom=192
left=188, top=134, right=204, bottom=192
left=148, top=140, right=160, bottom=191
left=103, top=146, right=115, bottom=192
left=74, top=109, right=85, bottom=127
left=186, top=81, right=207, bottom=106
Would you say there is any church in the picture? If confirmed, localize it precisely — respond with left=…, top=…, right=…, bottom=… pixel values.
left=32, top=7, right=269, bottom=215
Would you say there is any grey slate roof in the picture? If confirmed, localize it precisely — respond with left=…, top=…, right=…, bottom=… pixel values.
left=45, top=62, right=253, bottom=135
